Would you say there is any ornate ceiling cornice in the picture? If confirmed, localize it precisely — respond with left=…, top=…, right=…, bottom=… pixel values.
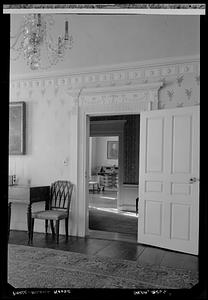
left=10, top=55, right=200, bottom=93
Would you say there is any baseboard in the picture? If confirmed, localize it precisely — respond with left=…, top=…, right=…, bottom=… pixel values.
left=118, top=204, right=136, bottom=212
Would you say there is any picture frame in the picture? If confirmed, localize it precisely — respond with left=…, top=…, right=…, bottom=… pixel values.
left=107, top=141, right=118, bottom=159
left=9, top=101, right=26, bottom=155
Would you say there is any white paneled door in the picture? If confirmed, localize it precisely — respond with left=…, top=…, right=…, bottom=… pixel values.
left=138, top=106, right=200, bottom=255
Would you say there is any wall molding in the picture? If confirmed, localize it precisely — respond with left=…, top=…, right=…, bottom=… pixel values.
left=10, top=55, right=200, bottom=93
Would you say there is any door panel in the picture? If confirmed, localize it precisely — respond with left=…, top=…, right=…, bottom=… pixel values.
left=138, top=106, right=199, bottom=255
left=144, top=200, right=162, bottom=236
left=145, top=181, right=163, bottom=193
left=146, top=117, right=164, bottom=173
left=171, top=114, right=192, bottom=174
left=170, top=203, right=190, bottom=240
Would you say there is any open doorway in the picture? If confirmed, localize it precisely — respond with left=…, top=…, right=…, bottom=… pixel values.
left=88, top=136, right=119, bottom=233
left=88, top=115, right=140, bottom=243
left=88, top=135, right=119, bottom=204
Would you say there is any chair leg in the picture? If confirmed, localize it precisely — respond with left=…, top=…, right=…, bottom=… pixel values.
left=30, top=218, right=34, bottom=243
left=65, top=218, right=69, bottom=242
left=55, top=220, right=59, bottom=244
left=50, top=220, right=55, bottom=238
left=45, top=220, right=48, bottom=234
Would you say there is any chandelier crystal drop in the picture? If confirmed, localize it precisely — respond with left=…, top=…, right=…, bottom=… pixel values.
left=10, top=14, right=73, bottom=70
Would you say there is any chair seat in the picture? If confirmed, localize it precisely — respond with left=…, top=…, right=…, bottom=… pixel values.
left=32, top=210, right=68, bottom=220
left=89, top=180, right=98, bottom=185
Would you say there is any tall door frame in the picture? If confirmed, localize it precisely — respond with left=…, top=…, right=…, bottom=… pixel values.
left=76, top=81, right=163, bottom=237
left=84, top=112, right=137, bottom=237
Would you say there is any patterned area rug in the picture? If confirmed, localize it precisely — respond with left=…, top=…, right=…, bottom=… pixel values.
left=8, top=244, right=198, bottom=289
left=89, top=208, right=137, bottom=235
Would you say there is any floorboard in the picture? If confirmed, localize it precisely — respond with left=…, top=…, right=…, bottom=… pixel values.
left=137, top=246, right=166, bottom=266
left=88, top=190, right=137, bottom=243
left=161, top=251, right=199, bottom=270
left=64, top=237, right=112, bottom=255
left=8, top=230, right=198, bottom=272
left=95, top=240, right=145, bottom=260
left=88, top=229, right=137, bottom=244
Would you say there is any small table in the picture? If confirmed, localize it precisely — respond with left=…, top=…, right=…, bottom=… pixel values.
left=8, top=185, right=50, bottom=243
left=89, top=181, right=100, bottom=193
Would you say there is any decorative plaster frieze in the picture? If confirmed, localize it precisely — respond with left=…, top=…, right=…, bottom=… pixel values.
left=10, top=55, right=199, bottom=93
left=179, top=63, right=195, bottom=74
left=80, top=94, right=145, bottom=106
left=77, top=81, right=163, bottom=96
left=79, top=96, right=152, bottom=115
left=75, top=82, right=163, bottom=110
left=161, top=65, right=178, bottom=76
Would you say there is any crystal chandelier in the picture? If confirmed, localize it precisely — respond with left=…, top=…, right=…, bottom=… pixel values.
left=10, top=14, right=73, bottom=70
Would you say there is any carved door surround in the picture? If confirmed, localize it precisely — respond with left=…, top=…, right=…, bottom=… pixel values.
left=75, top=81, right=163, bottom=237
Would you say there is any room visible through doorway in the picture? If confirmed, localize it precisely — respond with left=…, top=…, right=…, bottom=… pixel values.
left=88, top=115, right=140, bottom=243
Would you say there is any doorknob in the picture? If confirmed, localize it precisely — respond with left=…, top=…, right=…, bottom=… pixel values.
left=189, top=177, right=200, bottom=184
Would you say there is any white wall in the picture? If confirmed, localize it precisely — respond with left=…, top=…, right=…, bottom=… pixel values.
left=91, top=136, right=118, bottom=173
left=9, top=86, right=77, bottom=235
left=10, top=14, right=200, bottom=75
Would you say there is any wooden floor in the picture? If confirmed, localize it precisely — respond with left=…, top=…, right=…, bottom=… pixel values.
left=8, top=230, right=198, bottom=272
left=88, top=190, right=137, bottom=240
left=89, top=190, right=118, bottom=209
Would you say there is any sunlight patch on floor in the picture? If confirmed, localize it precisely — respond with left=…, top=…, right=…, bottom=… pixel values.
left=89, top=206, right=137, bottom=218
left=99, top=196, right=117, bottom=200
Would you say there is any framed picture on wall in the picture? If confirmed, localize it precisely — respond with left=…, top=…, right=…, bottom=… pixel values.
left=107, top=141, right=118, bottom=159
left=9, top=102, right=26, bottom=155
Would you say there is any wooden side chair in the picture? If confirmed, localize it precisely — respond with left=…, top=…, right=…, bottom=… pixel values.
left=30, top=180, right=73, bottom=244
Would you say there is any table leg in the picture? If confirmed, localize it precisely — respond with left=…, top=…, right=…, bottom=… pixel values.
left=27, top=203, right=32, bottom=243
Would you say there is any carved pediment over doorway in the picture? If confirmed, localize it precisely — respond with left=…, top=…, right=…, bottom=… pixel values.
left=74, top=81, right=163, bottom=112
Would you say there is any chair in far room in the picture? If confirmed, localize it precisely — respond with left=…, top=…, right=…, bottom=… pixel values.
left=89, top=174, right=101, bottom=193
left=30, top=180, right=73, bottom=244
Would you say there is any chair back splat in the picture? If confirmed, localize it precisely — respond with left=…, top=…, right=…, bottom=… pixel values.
left=50, top=180, right=73, bottom=211
left=30, top=180, right=73, bottom=244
